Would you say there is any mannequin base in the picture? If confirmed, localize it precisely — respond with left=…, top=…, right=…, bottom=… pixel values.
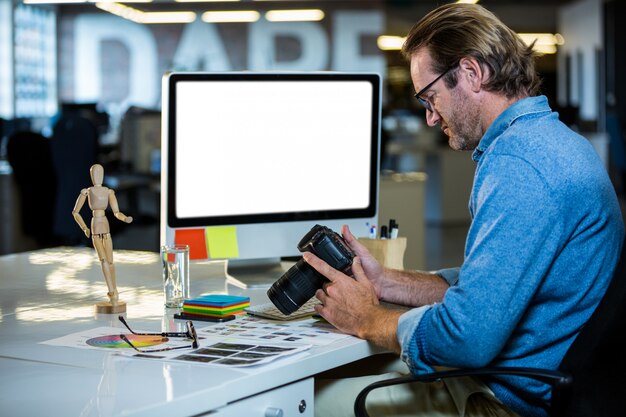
left=95, top=301, right=127, bottom=314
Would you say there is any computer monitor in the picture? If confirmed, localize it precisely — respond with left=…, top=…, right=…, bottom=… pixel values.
left=161, top=72, right=381, bottom=288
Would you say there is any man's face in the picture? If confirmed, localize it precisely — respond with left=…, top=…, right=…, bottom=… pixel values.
left=410, top=50, right=482, bottom=151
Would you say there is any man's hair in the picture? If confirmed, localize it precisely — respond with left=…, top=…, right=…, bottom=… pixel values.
left=402, top=3, right=541, bottom=98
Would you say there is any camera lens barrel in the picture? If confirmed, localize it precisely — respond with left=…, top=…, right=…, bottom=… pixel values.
left=267, top=259, right=327, bottom=315
left=267, top=224, right=355, bottom=315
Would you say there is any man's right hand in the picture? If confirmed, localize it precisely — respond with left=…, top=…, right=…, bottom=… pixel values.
left=341, top=224, right=385, bottom=297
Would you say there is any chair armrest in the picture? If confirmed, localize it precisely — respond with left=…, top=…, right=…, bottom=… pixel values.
left=354, top=367, right=571, bottom=417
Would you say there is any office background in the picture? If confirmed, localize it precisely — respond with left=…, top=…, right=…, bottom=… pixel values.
left=0, top=0, right=625, bottom=271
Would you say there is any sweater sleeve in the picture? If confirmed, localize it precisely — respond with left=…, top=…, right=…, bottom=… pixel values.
left=397, top=305, right=434, bottom=373
left=435, top=267, right=460, bottom=286
left=414, top=154, right=562, bottom=369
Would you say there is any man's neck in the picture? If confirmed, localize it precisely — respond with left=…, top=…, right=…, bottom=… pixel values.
left=479, top=92, right=530, bottom=133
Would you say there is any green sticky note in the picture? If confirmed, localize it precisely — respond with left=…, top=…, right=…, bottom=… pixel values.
left=205, top=227, right=239, bottom=259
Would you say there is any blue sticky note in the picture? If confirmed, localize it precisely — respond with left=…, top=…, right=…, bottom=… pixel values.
left=185, top=294, right=250, bottom=307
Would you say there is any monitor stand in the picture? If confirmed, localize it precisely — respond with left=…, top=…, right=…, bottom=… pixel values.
left=225, top=258, right=294, bottom=289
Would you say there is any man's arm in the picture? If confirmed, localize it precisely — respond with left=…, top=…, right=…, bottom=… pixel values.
left=341, top=225, right=449, bottom=307
left=376, top=268, right=449, bottom=307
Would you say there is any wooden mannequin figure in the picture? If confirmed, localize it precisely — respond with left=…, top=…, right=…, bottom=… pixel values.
left=72, top=164, right=133, bottom=314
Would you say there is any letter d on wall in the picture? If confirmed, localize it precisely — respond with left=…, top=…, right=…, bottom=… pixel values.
left=74, top=14, right=158, bottom=109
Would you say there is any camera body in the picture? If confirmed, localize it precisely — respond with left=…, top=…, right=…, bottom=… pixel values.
left=298, top=224, right=355, bottom=274
left=267, top=224, right=355, bottom=315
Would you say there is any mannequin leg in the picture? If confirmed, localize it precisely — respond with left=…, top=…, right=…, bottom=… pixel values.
left=102, top=234, right=118, bottom=303
left=93, top=235, right=118, bottom=305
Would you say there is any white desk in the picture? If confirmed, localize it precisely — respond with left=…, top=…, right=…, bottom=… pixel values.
left=0, top=247, right=382, bottom=416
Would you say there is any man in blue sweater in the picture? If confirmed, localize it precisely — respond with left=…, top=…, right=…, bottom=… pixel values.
left=311, top=3, right=624, bottom=417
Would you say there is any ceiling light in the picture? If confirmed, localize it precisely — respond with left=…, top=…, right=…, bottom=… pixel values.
left=201, top=10, right=260, bottom=23
left=456, top=0, right=480, bottom=4
left=518, top=33, right=565, bottom=46
left=518, top=33, right=564, bottom=54
left=265, top=9, right=324, bottom=22
left=95, top=2, right=196, bottom=24
left=531, top=44, right=558, bottom=54
left=377, top=35, right=405, bottom=51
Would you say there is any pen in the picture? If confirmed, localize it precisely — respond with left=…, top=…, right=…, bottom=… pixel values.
left=390, top=222, right=399, bottom=239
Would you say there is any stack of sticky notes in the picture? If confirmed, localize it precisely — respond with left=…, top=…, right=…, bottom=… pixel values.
left=182, top=294, right=250, bottom=319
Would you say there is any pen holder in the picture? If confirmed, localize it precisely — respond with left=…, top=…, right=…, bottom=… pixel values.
left=357, top=237, right=407, bottom=270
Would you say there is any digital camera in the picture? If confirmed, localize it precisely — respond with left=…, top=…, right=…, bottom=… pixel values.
left=267, top=224, right=355, bottom=315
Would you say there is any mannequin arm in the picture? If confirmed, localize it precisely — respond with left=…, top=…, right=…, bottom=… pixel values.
left=72, top=189, right=90, bottom=238
left=108, top=190, right=133, bottom=224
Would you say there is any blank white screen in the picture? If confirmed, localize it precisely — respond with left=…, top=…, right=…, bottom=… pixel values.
left=175, top=80, right=373, bottom=218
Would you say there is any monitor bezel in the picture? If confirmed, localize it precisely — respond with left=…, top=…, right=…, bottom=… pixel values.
left=165, top=72, right=381, bottom=229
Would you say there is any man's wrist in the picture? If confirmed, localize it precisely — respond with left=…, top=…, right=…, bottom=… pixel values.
left=359, top=305, right=403, bottom=353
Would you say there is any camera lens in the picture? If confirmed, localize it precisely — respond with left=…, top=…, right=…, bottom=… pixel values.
left=267, top=259, right=327, bottom=315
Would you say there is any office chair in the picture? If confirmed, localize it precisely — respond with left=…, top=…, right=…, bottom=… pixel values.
left=50, top=113, right=98, bottom=244
left=6, top=130, right=58, bottom=246
left=354, top=237, right=626, bottom=417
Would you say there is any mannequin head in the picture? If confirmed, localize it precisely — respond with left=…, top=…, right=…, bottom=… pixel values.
left=90, top=164, right=104, bottom=186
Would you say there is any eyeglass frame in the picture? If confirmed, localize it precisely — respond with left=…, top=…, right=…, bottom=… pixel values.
left=118, top=315, right=199, bottom=353
left=119, top=315, right=193, bottom=338
left=414, top=62, right=459, bottom=112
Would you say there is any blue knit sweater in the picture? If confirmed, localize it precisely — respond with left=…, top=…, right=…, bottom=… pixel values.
left=397, top=96, right=624, bottom=417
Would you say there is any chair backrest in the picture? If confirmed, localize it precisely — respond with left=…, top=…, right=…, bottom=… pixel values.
left=552, top=237, right=626, bottom=417
left=6, top=130, right=57, bottom=245
left=50, top=114, right=98, bottom=244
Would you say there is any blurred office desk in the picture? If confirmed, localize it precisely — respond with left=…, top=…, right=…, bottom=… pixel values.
left=0, top=248, right=380, bottom=417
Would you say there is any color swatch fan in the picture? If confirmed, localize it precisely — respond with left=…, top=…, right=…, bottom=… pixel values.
left=182, top=295, right=250, bottom=319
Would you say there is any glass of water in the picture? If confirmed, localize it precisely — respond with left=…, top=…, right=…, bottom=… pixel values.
left=160, top=244, right=189, bottom=308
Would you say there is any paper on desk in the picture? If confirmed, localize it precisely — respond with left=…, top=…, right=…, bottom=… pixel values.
left=40, top=325, right=312, bottom=368
left=198, top=315, right=350, bottom=346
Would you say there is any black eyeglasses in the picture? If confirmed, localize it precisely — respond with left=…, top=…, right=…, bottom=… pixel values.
left=414, top=63, right=458, bottom=112
left=118, top=315, right=199, bottom=353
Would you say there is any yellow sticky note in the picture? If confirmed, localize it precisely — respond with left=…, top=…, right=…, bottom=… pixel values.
left=205, top=227, right=239, bottom=259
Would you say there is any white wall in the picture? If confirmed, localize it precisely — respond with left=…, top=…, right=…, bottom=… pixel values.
left=557, top=0, right=603, bottom=122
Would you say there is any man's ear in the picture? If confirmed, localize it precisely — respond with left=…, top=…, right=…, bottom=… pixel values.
left=458, top=57, right=486, bottom=93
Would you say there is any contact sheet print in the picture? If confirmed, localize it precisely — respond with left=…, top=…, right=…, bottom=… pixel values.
left=172, top=342, right=309, bottom=367
left=201, top=316, right=349, bottom=346
left=160, top=316, right=349, bottom=367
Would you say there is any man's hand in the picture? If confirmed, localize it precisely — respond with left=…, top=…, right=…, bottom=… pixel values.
left=343, top=225, right=449, bottom=307
left=305, top=252, right=402, bottom=353
left=341, top=225, right=385, bottom=297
